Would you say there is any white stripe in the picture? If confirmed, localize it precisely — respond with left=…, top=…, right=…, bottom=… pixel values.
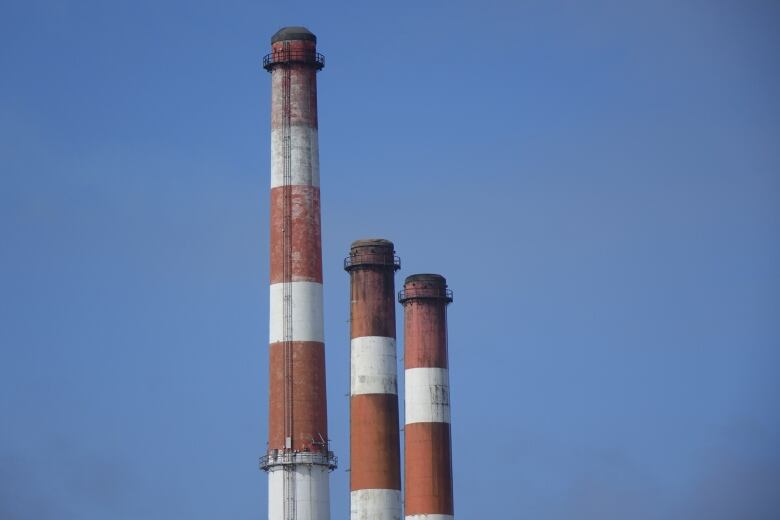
left=271, top=126, right=320, bottom=188
left=268, top=463, right=330, bottom=520
left=351, top=337, right=398, bottom=396
left=269, top=282, right=324, bottom=343
left=404, top=367, right=450, bottom=425
left=405, top=516, right=454, bottom=520
left=350, top=489, right=401, bottom=520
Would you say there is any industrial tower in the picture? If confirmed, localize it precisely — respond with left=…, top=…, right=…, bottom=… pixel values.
left=400, top=275, right=455, bottom=520
left=260, top=26, right=336, bottom=520
left=345, top=240, right=403, bottom=519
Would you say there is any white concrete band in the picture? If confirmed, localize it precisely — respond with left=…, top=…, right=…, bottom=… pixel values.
left=271, top=126, right=320, bottom=188
left=351, top=336, right=398, bottom=396
left=269, top=281, right=324, bottom=343
left=405, top=515, right=454, bottom=520
left=268, top=463, right=331, bottom=520
left=350, top=489, right=401, bottom=520
left=404, top=367, right=451, bottom=425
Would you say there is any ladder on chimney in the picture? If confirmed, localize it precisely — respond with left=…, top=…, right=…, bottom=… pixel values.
left=281, top=40, right=297, bottom=520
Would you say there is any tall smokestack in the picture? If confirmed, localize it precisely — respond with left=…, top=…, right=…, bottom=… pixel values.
left=344, top=240, right=402, bottom=520
left=399, top=274, right=454, bottom=520
left=260, top=26, right=335, bottom=520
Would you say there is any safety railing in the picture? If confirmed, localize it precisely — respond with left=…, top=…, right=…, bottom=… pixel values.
left=398, top=286, right=453, bottom=303
left=344, top=253, right=401, bottom=271
left=259, top=450, right=338, bottom=471
left=263, top=51, right=325, bottom=71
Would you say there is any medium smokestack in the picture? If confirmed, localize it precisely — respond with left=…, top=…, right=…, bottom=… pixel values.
left=260, top=26, right=335, bottom=520
left=345, top=240, right=402, bottom=520
left=399, top=274, right=454, bottom=520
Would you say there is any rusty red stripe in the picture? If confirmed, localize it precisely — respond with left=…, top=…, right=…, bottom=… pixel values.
left=403, top=301, right=448, bottom=369
left=349, top=268, right=397, bottom=339
left=270, top=40, right=318, bottom=129
left=350, top=393, right=402, bottom=491
left=404, top=422, right=454, bottom=515
left=268, top=340, right=328, bottom=452
left=269, top=185, right=322, bottom=284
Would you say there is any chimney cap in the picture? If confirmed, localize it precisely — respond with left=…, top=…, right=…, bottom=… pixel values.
left=350, top=238, right=394, bottom=250
left=399, top=274, right=452, bottom=303
left=345, top=239, right=400, bottom=272
left=404, top=273, right=447, bottom=285
left=272, top=26, right=317, bottom=44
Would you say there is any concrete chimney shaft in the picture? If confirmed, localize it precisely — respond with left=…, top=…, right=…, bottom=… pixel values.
left=345, top=240, right=402, bottom=520
left=399, top=275, right=454, bottom=520
left=261, top=26, right=334, bottom=520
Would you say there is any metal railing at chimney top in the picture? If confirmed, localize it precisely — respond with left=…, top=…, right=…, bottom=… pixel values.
left=343, top=253, right=401, bottom=271
left=263, top=50, right=325, bottom=71
left=398, top=286, right=454, bottom=303
left=259, top=450, right=338, bottom=471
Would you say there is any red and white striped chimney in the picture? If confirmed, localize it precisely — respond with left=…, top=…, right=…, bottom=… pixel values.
left=261, top=26, right=335, bottom=520
left=399, top=274, right=454, bottom=520
left=344, top=240, right=402, bottom=520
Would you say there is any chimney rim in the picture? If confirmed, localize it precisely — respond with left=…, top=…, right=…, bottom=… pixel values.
left=271, top=26, right=317, bottom=44
left=350, top=238, right=395, bottom=250
left=404, top=273, right=447, bottom=285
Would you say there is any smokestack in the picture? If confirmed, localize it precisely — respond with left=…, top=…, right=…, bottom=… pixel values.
left=260, top=26, right=335, bottom=520
left=344, top=240, right=402, bottom=520
left=399, top=274, right=454, bottom=520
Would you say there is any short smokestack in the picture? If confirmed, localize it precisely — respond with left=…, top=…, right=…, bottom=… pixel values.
left=399, top=274, right=454, bottom=520
left=345, top=239, right=402, bottom=520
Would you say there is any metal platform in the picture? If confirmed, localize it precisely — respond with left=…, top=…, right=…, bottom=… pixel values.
left=398, top=286, right=454, bottom=303
left=263, top=50, right=325, bottom=71
left=259, top=450, right=338, bottom=471
left=344, top=253, right=401, bottom=271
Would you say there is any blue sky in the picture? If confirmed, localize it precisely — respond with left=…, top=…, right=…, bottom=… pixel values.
left=1, top=0, right=778, bottom=518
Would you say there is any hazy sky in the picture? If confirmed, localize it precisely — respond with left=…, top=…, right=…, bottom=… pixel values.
left=1, top=1, right=778, bottom=518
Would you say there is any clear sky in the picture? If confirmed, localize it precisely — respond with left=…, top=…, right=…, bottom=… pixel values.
left=1, top=1, right=778, bottom=518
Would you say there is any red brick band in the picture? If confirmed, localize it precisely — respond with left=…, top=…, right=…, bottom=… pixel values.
left=271, top=40, right=318, bottom=129
left=404, top=422, right=454, bottom=515
left=349, top=267, right=397, bottom=338
left=268, top=340, right=328, bottom=452
left=403, top=301, right=448, bottom=369
left=269, top=185, right=322, bottom=284
left=350, top=393, right=402, bottom=490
